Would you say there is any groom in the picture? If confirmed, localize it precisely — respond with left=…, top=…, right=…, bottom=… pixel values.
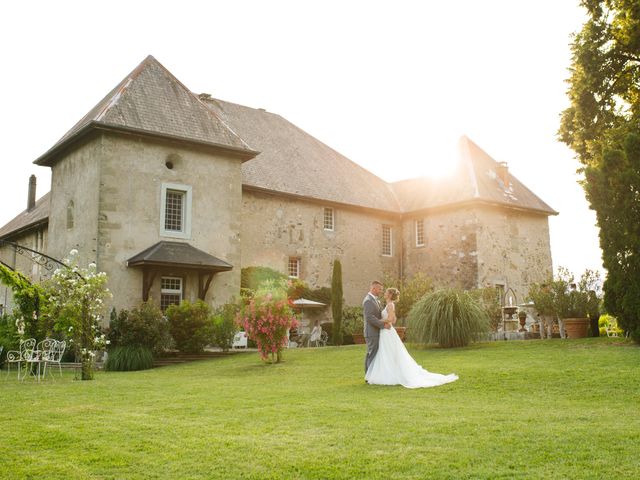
left=363, top=280, right=390, bottom=375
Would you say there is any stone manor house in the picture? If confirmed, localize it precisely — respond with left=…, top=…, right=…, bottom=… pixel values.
left=0, top=55, right=556, bottom=316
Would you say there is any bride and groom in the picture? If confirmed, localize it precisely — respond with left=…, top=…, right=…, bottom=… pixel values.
left=363, top=280, right=458, bottom=388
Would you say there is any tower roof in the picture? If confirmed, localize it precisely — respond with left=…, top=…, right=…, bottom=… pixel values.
left=34, top=55, right=257, bottom=166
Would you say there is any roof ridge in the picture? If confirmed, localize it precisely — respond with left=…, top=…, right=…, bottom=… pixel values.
left=459, top=135, right=481, bottom=198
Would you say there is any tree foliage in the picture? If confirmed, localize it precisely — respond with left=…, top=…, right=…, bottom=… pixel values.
left=331, top=259, right=343, bottom=345
left=0, top=263, right=47, bottom=338
left=559, top=0, right=640, bottom=342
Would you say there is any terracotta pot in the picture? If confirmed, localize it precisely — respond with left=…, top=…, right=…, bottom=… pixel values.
left=563, top=318, right=590, bottom=339
left=352, top=333, right=366, bottom=344
left=395, top=326, right=407, bottom=342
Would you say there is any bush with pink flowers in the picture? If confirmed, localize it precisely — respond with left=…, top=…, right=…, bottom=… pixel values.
left=237, top=294, right=298, bottom=363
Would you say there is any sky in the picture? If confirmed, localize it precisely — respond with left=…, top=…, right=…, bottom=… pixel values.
left=0, top=1, right=602, bottom=279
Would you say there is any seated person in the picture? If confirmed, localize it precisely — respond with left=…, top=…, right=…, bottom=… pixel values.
left=309, top=321, right=322, bottom=344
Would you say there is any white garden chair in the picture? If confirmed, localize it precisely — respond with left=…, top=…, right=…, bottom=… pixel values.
left=6, top=338, right=36, bottom=380
left=309, top=328, right=328, bottom=347
left=42, top=340, right=66, bottom=379
left=232, top=332, right=248, bottom=349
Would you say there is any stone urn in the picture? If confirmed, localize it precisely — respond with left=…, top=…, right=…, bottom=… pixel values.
left=563, top=318, right=590, bottom=339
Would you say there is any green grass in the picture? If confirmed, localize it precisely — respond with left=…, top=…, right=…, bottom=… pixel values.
left=1, top=338, right=638, bottom=479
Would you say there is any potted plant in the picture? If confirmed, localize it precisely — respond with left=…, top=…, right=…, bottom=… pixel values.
left=527, top=282, right=557, bottom=339
left=552, top=267, right=591, bottom=339
left=341, top=306, right=364, bottom=344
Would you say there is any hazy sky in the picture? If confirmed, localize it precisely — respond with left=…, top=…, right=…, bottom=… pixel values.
left=0, top=1, right=601, bottom=278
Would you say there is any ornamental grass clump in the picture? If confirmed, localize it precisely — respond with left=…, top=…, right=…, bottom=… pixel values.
left=105, top=345, right=154, bottom=371
left=407, top=288, right=489, bottom=348
left=237, top=293, right=298, bottom=363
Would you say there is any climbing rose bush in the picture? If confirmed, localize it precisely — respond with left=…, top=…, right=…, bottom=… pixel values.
left=237, top=294, right=298, bottom=363
left=45, top=249, right=112, bottom=380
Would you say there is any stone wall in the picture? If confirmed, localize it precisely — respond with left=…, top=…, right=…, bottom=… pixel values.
left=94, top=134, right=244, bottom=312
left=474, top=205, right=553, bottom=304
left=47, top=137, right=102, bottom=268
left=401, top=207, right=479, bottom=290
left=241, top=190, right=401, bottom=306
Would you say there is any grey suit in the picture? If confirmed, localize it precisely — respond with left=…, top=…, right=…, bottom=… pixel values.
left=363, top=293, right=386, bottom=373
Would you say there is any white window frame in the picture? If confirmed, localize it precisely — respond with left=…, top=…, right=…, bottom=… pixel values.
left=415, top=219, right=425, bottom=247
left=323, top=207, right=334, bottom=231
left=382, top=225, right=392, bottom=256
left=160, top=276, right=183, bottom=311
left=160, top=183, right=192, bottom=239
left=288, top=257, right=301, bottom=278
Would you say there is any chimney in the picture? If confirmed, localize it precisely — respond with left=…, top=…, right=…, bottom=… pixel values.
left=27, top=175, right=36, bottom=211
left=496, top=162, right=509, bottom=185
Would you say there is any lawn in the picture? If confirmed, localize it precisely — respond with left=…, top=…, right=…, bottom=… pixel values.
left=1, top=337, right=638, bottom=479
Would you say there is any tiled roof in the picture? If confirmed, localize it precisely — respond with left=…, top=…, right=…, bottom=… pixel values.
left=127, top=241, right=232, bottom=271
left=200, top=97, right=401, bottom=213
left=34, top=56, right=257, bottom=167
left=390, top=136, right=557, bottom=215
left=0, top=192, right=50, bottom=240
left=0, top=57, right=557, bottom=241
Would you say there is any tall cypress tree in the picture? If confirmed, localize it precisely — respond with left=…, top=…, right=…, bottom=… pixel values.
left=559, top=0, right=640, bottom=342
left=331, top=259, right=343, bottom=345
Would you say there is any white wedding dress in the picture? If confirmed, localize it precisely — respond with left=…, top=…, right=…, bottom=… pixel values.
left=365, top=307, right=459, bottom=389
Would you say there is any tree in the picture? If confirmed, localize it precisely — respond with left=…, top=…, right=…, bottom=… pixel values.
left=559, top=0, right=640, bottom=342
left=331, top=259, right=343, bottom=345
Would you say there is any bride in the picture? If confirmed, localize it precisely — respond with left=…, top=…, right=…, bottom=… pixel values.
left=365, top=288, right=459, bottom=389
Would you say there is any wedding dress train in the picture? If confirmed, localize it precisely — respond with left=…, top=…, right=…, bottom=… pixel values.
left=365, top=307, right=458, bottom=389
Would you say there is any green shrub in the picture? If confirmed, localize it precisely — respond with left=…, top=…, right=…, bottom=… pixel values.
left=212, top=303, right=239, bottom=352
left=382, top=272, right=433, bottom=325
left=407, top=288, right=490, bottom=348
left=241, top=266, right=287, bottom=291
left=105, top=345, right=154, bottom=371
left=165, top=300, right=214, bottom=353
left=0, top=312, right=19, bottom=364
left=341, top=305, right=364, bottom=344
left=107, top=302, right=172, bottom=355
left=469, top=287, right=502, bottom=332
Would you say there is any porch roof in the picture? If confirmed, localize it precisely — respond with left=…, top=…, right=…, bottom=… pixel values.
left=126, top=241, right=232, bottom=271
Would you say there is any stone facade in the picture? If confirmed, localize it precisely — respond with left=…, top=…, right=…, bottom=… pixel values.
left=45, top=133, right=244, bottom=312
left=0, top=56, right=557, bottom=319
left=401, top=204, right=552, bottom=305
left=241, top=189, right=401, bottom=306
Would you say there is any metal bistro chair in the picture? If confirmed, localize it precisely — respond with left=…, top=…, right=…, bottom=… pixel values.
left=42, top=340, right=66, bottom=379
left=232, top=331, right=248, bottom=349
left=6, top=338, right=36, bottom=380
left=23, top=338, right=57, bottom=381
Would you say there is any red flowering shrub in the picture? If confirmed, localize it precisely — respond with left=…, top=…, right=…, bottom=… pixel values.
left=237, top=294, right=298, bottom=363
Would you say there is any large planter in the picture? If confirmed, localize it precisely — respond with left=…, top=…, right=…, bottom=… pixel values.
left=563, top=317, right=590, bottom=339
left=352, top=333, right=366, bottom=344
left=395, top=326, right=407, bottom=342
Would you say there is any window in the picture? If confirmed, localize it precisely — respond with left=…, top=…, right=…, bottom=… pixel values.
left=288, top=257, right=300, bottom=278
left=160, top=183, right=192, bottom=238
left=67, top=200, right=74, bottom=229
left=382, top=225, right=392, bottom=256
left=323, top=207, right=334, bottom=231
left=161, top=277, right=182, bottom=311
left=415, top=219, right=425, bottom=247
